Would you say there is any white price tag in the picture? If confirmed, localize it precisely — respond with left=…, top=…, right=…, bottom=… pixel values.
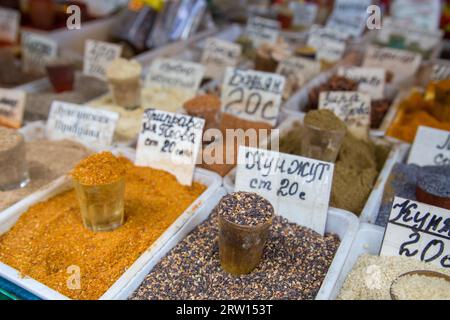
left=135, top=109, right=205, bottom=186
left=276, top=56, right=321, bottom=87
left=307, top=26, right=347, bottom=63
left=363, top=45, right=422, bottom=84
left=83, top=40, right=122, bottom=80
left=319, top=91, right=371, bottom=140
left=221, top=67, right=285, bottom=127
left=0, top=88, right=26, bottom=129
left=235, top=146, right=334, bottom=235
left=326, top=0, right=371, bottom=38
left=291, top=2, right=318, bottom=27
left=201, top=37, right=242, bottom=80
left=245, top=16, right=281, bottom=48
left=337, top=66, right=385, bottom=100
left=0, top=7, right=19, bottom=43
left=21, top=32, right=58, bottom=74
left=391, top=0, right=441, bottom=32
left=380, top=197, right=450, bottom=269
left=408, top=126, right=450, bottom=166
left=46, top=101, right=119, bottom=149
left=145, top=58, right=205, bottom=96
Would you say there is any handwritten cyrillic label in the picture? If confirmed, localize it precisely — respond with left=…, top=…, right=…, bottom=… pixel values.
left=291, top=2, right=318, bottom=27
left=235, top=146, right=334, bottom=235
left=145, top=58, right=205, bottom=96
left=307, top=26, right=347, bottom=63
left=380, top=197, right=450, bottom=269
left=391, top=0, right=441, bottom=32
left=221, top=67, right=285, bottom=126
left=46, top=101, right=119, bottom=149
left=337, top=66, right=385, bottom=100
left=276, top=56, right=321, bottom=87
left=0, top=7, right=19, bottom=43
left=326, top=0, right=371, bottom=38
left=0, top=89, right=26, bottom=129
left=83, top=40, right=122, bottom=80
left=319, top=91, right=371, bottom=140
left=135, top=109, right=205, bottom=186
left=201, top=37, right=242, bottom=80
left=22, top=32, right=58, bottom=74
left=407, top=126, right=450, bottom=166
left=363, top=45, right=422, bottom=84
left=245, top=16, right=281, bottom=48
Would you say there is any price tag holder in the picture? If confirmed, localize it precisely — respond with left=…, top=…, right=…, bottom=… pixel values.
left=0, top=89, right=26, bottom=129
left=363, top=45, right=422, bottom=85
left=83, top=39, right=122, bottom=80
left=0, top=7, right=20, bottom=43
left=235, top=146, right=334, bottom=235
left=380, top=197, right=450, bottom=269
left=46, top=101, right=119, bottom=149
left=276, top=56, right=321, bottom=87
left=145, top=58, right=205, bottom=96
left=21, top=32, right=58, bottom=74
left=407, top=126, right=450, bottom=166
left=307, top=26, right=347, bottom=63
left=245, top=16, right=281, bottom=48
left=319, top=91, right=371, bottom=140
left=290, top=2, right=318, bottom=27
left=221, top=67, right=285, bottom=127
left=200, top=37, right=242, bottom=80
left=337, top=66, right=385, bottom=100
left=135, top=109, right=205, bottom=186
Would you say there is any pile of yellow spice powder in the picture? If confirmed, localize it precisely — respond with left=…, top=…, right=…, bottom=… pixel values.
left=0, top=156, right=206, bottom=300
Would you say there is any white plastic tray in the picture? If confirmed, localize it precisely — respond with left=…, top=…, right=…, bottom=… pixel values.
left=118, top=204, right=358, bottom=300
left=329, top=223, right=384, bottom=300
left=223, top=114, right=407, bottom=223
left=0, top=160, right=223, bottom=300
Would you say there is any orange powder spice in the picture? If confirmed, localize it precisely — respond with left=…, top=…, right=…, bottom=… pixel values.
left=0, top=157, right=206, bottom=300
left=71, top=151, right=127, bottom=185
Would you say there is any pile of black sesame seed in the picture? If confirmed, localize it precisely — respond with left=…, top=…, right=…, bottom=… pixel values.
left=218, top=192, right=274, bottom=226
left=130, top=211, right=340, bottom=300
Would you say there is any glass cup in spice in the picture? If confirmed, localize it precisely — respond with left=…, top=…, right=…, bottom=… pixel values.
left=0, top=128, right=29, bottom=191
left=46, top=58, right=75, bottom=93
left=106, top=58, right=142, bottom=109
left=71, top=152, right=127, bottom=232
left=218, top=192, right=274, bottom=275
left=301, top=110, right=347, bottom=163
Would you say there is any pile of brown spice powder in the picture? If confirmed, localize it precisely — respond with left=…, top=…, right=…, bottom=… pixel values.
left=0, top=157, right=206, bottom=299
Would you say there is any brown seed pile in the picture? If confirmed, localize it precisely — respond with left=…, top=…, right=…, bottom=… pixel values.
left=307, top=75, right=358, bottom=111
left=218, top=192, right=274, bottom=226
left=130, top=212, right=340, bottom=300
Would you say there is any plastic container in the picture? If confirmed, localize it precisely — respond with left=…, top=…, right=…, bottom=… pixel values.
left=0, top=153, right=223, bottom=300
left=223, top=114, right=407, bottom=223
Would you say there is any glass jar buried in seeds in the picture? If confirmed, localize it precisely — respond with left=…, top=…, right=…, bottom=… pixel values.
left=71, top=152, right=127, bottom=232
left=218, top=192, right=274, bottom=275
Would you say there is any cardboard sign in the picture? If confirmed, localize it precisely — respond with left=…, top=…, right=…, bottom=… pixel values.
left=145, top=58, right=205, bottom=95
left=235, top=146, right=334, bottom=235
left=46, top=101, right=119, bottom=149
left=245, top=16, right=281, bottom=48
left=0, top=7, right=19, bottom=43
left=380, top=197, right=450, bottom=269
left=276, top=56, right=321, bottom=87
left=407, top=126, right=450, bottom=166
left=337, top=66, right=385, bottom=100
left=291, top=2, right=318, bottom=27
left=391, top=0, right=441, bottom=32
left=200, top=37, right=242, bottom=80
left=319, top=91, right=371, bottom=140
left=362, top=45, right=422, bottom=84
left=83, top=40, right=122, bottom=80
left=0, top=89, right=26, bottom=129
left=21, top=32, right=58, bottom=74
left=135, top=109, right=205, bottom=186
left=326, top=0, right=371, bottom=38
left=221, top=67, right=285, bottom=126
left=307, top=26, right=347, bottom=63
left=431, top=60, right=450, bottom=81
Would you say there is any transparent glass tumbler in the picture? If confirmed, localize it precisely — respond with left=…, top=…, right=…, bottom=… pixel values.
left=301, top=123, right=346, bottom=163
left=107, top=76, right=141, bottom=109
left=73, top=177, right=125, bottom=232
left=0, top=132, right=29, bottom=191
left=218, top=215, right=272, bottom=275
